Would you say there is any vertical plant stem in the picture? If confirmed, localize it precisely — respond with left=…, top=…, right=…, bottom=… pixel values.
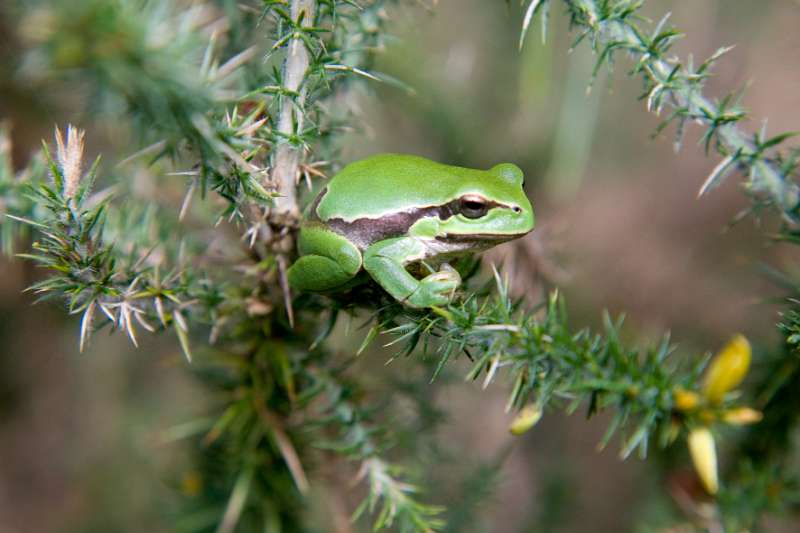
left=271, top=0, right=316, bottom=216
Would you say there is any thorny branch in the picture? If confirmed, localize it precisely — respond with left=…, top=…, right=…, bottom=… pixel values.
left=271, top=0, right=317, bottom=217
left=519, top=0, right=800, bottom=228
left=266, top=0, right=318, bottom=327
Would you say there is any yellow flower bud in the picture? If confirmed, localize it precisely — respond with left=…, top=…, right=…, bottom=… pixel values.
left=688, top=427, right=718, bottom=495
left=673, top=388, right=701, bottom=412
left=722, top=407, right=763, bottom=425
left=509, top=405, right=543, bottom=436
left=703, top=334, right=751, bottom=405
left=665, top=418, right=681, bottom=446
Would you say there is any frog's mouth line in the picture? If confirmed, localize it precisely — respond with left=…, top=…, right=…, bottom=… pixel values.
left=436, top=231, right=530, bottom=242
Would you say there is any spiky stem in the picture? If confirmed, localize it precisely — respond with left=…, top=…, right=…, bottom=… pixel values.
left=271, top=0, right=317, bottom=216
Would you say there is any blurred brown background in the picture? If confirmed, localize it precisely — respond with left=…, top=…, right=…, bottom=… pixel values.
left=2, top=0, right=800, bottom=531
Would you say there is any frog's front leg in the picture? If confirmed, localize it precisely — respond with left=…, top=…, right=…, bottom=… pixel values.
left=363, top=237, right=461, bottom=308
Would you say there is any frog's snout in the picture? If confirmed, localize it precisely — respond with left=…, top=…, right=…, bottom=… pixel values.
left=516, top=202, right=535, bottom=235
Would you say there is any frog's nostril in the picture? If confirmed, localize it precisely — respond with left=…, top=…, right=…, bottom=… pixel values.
left=512, top=206, right=522, bottom=214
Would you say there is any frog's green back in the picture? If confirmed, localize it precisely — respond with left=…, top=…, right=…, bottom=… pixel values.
left=315, top=153, right=523, bottom=222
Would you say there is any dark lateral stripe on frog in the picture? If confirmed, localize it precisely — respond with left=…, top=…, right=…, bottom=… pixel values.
left=325, top=205, right=447, bottom=248
left=309, top=187, right=510, bottom=249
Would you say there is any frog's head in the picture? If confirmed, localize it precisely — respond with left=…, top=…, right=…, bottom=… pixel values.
left=437, top=163, right=534, bottom=244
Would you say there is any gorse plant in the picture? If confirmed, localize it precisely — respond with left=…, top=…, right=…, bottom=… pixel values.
left=0, top=0, right=798, bottom=531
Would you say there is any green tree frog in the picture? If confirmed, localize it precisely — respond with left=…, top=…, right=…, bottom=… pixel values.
left=287, top=154, right=534, bottom=308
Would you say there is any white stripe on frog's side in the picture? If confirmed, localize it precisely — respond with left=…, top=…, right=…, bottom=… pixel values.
left=418, top=236, right=492, bottom=263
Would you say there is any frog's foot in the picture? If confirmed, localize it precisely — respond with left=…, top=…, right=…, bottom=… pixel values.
left=404, top=265, right=461, bottom=308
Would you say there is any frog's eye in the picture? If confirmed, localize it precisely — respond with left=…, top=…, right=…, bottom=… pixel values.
left=459, top=195, right=489, bottom=219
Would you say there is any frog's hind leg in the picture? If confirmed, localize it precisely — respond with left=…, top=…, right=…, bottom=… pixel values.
left=288, top=225, right=362, bottom=292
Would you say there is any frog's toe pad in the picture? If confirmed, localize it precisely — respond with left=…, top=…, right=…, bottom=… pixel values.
left=405, top=269, right=461, bottom=308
